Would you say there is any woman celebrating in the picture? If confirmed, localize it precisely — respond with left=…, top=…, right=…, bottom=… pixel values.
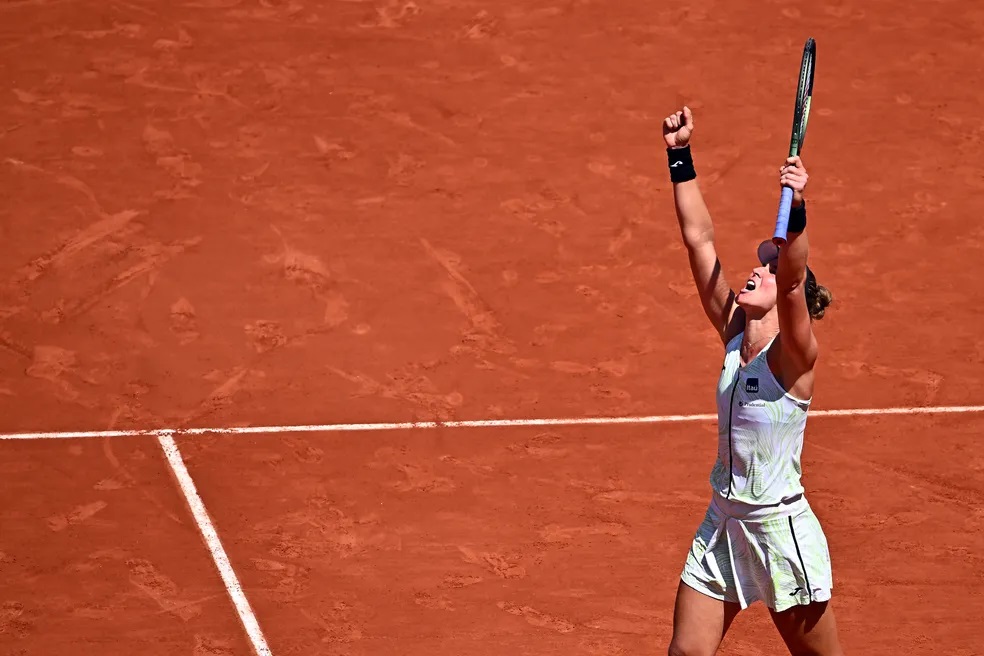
left=662, top=106, right=844, bottom=656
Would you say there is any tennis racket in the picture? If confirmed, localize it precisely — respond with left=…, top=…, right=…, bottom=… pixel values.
left=772, top=37, right=816, bottom=245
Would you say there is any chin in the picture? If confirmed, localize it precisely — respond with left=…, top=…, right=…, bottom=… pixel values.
left=735, top=292, right=775, bottom=315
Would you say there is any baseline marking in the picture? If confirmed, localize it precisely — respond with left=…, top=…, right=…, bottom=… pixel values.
left=157, top=432, right=273, bottom=656
left=2, top=404, right=983, bottom=440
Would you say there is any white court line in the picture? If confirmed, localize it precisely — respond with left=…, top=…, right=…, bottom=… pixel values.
left=2, top=404, right=984, bottom=440
left=157, top=432, right=273, bottom=656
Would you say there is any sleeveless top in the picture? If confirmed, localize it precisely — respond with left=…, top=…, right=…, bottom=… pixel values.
left=709, top=332, right=811, bottom=505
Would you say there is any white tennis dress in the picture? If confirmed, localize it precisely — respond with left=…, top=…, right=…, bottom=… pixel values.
left=680, top=332, right=833, bottom=612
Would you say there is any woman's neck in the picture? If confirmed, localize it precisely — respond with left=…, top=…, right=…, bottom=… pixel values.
left=741, top=313, right=779, bottom=364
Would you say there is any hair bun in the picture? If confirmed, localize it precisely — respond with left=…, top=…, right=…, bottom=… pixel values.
left=808, top=282, right=833, bottom=320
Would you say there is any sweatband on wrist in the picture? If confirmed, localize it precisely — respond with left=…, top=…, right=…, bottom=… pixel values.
left=788, top=200, right=807, bottom=233
left=667, top=146, right=696, bottom=183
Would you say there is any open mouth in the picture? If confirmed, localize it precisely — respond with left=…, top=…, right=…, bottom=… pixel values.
left=743, top=278, right=757, bottom=292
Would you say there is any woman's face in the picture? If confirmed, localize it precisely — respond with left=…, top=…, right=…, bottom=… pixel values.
left=736, top=258, right=778, bottom=314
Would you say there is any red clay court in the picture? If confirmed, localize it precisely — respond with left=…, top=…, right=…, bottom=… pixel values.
left=2, top=1, right=983, bottom=654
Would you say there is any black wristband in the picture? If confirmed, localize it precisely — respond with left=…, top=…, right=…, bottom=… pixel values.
left=667, top=145, right=696, bottom=183
left=788, top=200, right=807, bottom=233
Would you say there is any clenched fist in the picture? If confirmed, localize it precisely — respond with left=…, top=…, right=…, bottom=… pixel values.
left=663, top=106, right=694, bottom=149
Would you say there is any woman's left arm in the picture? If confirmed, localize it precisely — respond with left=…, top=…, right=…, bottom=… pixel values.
left=775, top=157, right=818, bottom=376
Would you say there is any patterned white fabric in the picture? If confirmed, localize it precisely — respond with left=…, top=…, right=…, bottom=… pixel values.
left=680, top=331, right=833, bottom=611
left=710, top=332, right=810, bottom=505
left=680, top=493, right=833, bottom=612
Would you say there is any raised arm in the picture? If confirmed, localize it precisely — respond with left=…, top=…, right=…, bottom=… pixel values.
left=663, top=107, right=740, bottom=343
left=774, top=156, right=818, bottom=386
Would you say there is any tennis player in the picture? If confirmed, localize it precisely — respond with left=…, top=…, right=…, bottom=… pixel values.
left=661, top=106, right=844, bottom=656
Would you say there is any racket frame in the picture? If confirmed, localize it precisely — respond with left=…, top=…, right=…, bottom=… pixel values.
left=772, top=38, right=817, bottom=246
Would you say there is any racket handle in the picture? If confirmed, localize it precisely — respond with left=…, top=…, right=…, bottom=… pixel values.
left=772, top=186, right=794, bottom=245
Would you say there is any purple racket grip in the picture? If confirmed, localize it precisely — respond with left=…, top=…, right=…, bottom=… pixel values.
left=772, top=186, right=794, bottom=245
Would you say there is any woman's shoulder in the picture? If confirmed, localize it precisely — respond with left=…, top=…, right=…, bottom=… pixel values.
left=723, top=330, right=744, bottom=353
left=721, top=306, right=746, bottom=346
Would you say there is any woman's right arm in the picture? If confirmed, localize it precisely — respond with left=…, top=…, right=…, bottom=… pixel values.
left=663, top=107, right=740, bottom=343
